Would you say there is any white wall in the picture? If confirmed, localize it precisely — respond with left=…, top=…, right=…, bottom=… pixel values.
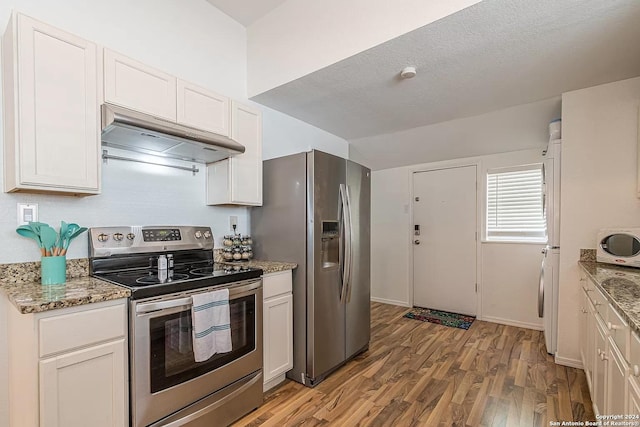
left=371, top=167, right=411, bottom=306
left=557, top=76, right=640, bottom=365
left=371, top=149, right=546, bottom=330
left=261, top=106, right=349, bottom=160
left=247, top=0, right=481, bottom=97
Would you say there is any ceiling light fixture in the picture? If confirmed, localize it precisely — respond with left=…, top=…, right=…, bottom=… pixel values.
left=400, top=66, right=417, bottom=79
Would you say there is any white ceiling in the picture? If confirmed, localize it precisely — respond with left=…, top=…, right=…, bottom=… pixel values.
left=205, top=0, right=287, bottom=26
left=251, top=0, right=640, bottom=142
left=253, top=0, right=640, bottom=140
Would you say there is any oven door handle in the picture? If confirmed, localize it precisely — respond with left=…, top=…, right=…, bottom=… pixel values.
left=136, top=297, right=192, bottom=314
left=135, top=280, right=262, bottom=314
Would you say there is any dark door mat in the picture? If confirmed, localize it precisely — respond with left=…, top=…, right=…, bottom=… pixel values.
left=404, top=307, right=476, bottom=330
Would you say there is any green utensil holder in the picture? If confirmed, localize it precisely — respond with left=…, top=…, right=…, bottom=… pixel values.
left=41, top=256, right=66, bottom=285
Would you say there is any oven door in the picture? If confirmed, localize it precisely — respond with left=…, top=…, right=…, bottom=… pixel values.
left=131, top=279, right=262, bottom=427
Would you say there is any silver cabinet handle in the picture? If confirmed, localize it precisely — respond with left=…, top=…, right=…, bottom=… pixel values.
left=414, top=240, right=420, bottom=245
left=634, top=365, right=640, bottom=377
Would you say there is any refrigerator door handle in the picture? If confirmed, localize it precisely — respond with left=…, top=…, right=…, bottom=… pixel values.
left=345, top=185, right=354, bottom=303
left=538, top=256, right=545, bottom=318
left=339, top=184, right=352, bottom=302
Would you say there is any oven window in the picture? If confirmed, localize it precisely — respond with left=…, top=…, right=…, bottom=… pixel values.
left=149, top=294, right=256, bottom=393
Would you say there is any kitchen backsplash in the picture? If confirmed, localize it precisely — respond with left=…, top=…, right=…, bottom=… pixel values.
left=580, top=248, right=596, bottom=262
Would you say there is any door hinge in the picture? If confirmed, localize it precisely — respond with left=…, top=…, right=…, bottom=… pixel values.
left=475, top=283, right=478, bottom=292
left=475, top=231, right=478, bottom=241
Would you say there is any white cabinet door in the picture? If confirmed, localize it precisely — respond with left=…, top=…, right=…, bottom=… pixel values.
left=607, top=339, right=628, bottom=416
left=593, top=316, right=608, bottom=416
left=579, top=290, right=589, bottom=377
left=104, top=49, right=176, bottom=120
left=40, top=339, right=127, bottom=427
left=206, top=102, right=262, bottom=206
left=177, top=80, right=229, bottom=135
left=585, top=297, right=595, bottom=392
left=263, top=293, right=293, bottom=383
left=3, top=13, right=100, bottom=194
left=630, top=377, right=640, bottom=416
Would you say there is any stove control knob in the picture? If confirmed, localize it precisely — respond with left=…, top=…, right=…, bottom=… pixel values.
left=195, top=231, right=203, bottom=239
left=97, top=233, right=109, bottom=242
left=203, top=231, right=211, bottom=239
left=127, top=233, right=135, bottom=241
left=113, top=233, right=124, bottom=241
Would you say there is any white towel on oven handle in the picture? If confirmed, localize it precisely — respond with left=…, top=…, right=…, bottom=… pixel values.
left=191, top=288, right=232, bottom=362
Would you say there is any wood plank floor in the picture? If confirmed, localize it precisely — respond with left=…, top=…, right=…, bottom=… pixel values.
left=234, top=302, right=593, bottom=426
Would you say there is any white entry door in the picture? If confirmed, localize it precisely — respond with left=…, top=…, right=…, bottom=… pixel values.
left=413, top=166, right=477, bottom=315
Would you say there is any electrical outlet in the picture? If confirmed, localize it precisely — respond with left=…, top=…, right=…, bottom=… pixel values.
left=229, top=216, right=238, bottom=232
left=18, top=203, right=38, bottom=226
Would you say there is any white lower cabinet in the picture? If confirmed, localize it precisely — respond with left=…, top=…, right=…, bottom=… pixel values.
left=5, top=298, right=128, bottom=427
left=579, top=280, right=593, bottom=387
left=40, top=340, right=126, bottom=427
left=630, top=376, right=640, bottom=416
left=607, top=338, right=628, bottom=417
left=593, top=315, right=608, bottom=415
left=262, top=270, right=293, bottom=391
left=581, top=270, right=634, bottom=417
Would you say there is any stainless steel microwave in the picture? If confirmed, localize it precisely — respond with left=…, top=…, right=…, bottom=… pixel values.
left=596, top=228, right=640, bottom=268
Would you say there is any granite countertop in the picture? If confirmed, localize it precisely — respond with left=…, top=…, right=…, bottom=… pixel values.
left=218, top=260, right=297, bottom=274
left=579, top=261, right=640, bottom=333
left=0, top=276, right=130, bottom=314
left=0, top=257, right=295, bottom=315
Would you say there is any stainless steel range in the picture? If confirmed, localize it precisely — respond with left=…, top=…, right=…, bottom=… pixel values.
left=89, top=226, right=263, bottom=427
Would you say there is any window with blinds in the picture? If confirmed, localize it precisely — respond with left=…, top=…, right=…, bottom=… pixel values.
left=486, top=165, right=546, bottom=242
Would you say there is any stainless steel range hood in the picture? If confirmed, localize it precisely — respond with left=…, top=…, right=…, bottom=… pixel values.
left=100, top=103, right=245, bottom=163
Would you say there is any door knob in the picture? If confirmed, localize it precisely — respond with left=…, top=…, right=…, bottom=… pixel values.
left=414, top=240, right=420, bottom=245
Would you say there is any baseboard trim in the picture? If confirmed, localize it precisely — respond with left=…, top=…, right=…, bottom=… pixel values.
left=370, top=297, right=411, bottom=307
left=555, top=355, right=583, bottom=369
left=481, top=316, right=544, bottom=331
left=263, top=374, right=286, bottom=392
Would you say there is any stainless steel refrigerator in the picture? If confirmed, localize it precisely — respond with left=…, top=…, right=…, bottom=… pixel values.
left=251, top=150, right=371, bottom=387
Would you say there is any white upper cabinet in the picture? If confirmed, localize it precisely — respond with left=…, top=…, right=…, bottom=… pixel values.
left=104, top=51, right=232, bottom=137
left=177, top=80, right=230, bottom=136
left=2, top=13, right=100, bottom=195
left=104, top=49, right=177, bottom=120
left=206, top=102, right=263, bottom=206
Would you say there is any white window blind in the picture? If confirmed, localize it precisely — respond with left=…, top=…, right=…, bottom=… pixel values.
left=486, top=165, right=546, bottom=242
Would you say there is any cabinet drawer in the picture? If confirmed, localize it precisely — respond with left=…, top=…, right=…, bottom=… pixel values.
left=607, top=304, right=630, bottom=362
left=39, top=303, right=126, bottom=357
left=263, top=270, right=292, bottom=299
